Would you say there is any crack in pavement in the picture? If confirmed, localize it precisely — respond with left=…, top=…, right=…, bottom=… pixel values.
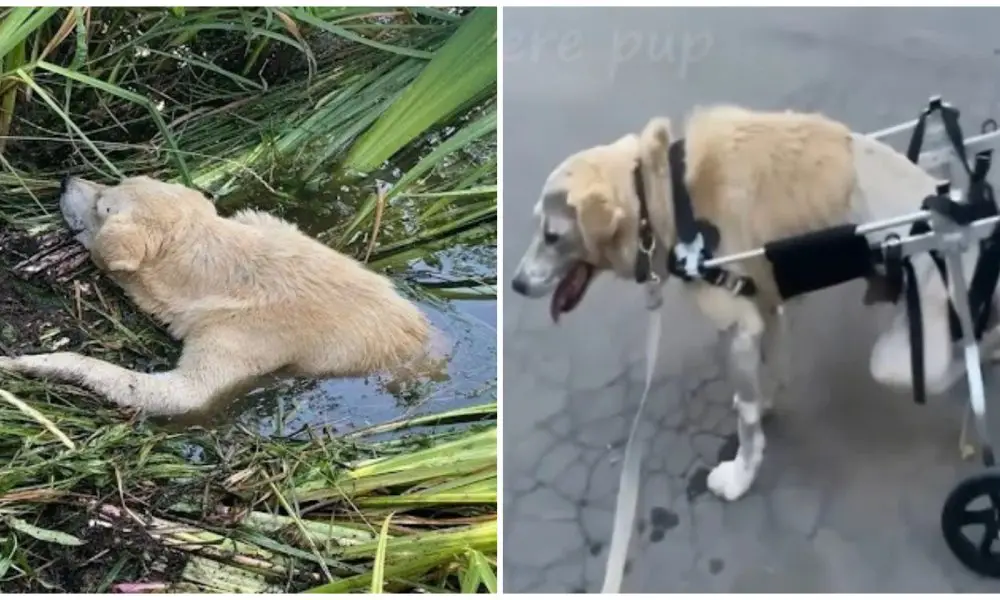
left=503, top=320, right=999, bottom=592
left=504, top=341, right=735, bottom=592
left=503, top=289, right=1000, bottom=593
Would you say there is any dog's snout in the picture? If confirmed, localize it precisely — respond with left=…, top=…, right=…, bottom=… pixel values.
left=511, top=275, right=529, bottom=296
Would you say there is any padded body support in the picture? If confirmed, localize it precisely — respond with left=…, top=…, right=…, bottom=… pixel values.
left=764, top=224, right=875, bottom=300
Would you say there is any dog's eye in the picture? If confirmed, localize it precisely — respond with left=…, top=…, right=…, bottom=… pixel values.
left=543, top=230, right=559, bottom=245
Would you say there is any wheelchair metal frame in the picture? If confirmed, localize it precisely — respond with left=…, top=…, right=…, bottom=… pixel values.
left=703, top=97, right=1000, bottom=577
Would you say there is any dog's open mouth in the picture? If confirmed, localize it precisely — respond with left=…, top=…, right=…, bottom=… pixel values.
left=551, top=261, right=594, bottom=322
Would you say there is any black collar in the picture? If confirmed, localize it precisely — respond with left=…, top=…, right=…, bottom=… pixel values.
left=632, top=154, right=656, bottom=284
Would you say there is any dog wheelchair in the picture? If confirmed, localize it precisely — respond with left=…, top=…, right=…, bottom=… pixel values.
left=701, top=96, right=1000, bottom=578
left=603, top=97, right=1000, bottom=592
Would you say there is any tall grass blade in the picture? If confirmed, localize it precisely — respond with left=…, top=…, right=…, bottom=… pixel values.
left=0, top=7, right=59, bottom=59
left=460, top=550, right=497, bottom=593
left=35, top=60, right=191, bottom=184
left=0, top=7, right=496, bottom=592
left=344, top=7, right=497, bottom=170
left=371, top=512, right=393, bottom=593
left=0, top=389, right=75, bottom=450
left=338, top=106, right=497, bottom=244
left=283, top=7, right=434, bottom=60
left=16, top=69, right=120, bottom=177
left=6, top=517, right=84, bottom=547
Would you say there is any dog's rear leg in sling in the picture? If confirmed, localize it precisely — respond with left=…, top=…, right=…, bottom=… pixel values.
left=708, top=307, right=768, bottom=501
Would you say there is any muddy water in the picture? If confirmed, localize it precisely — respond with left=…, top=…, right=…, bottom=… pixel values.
left=238, top=296, right=496, bottom=437
left=214, top=174, right=497, bottom=436
left=238, top=277, right=496, bottom=437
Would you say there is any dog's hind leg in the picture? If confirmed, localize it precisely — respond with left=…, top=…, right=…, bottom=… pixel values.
left=707, top=307, right=768, bottom=502
left=0, top=334, right=275, bottom=416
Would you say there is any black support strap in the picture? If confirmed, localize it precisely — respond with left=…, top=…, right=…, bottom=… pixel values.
left=669, top=141, right=698, bottom=248
left=663, top=141, right=756, bottom=295
left=875, top=98, right=1000, bottom=407
left=901, top=98, right=1000, bottom=345
left=906, top=97, right=971, bottom=175
left=883, top=192, right=982, bottom=407
left=883, top=235, right=928, bottom=405
left=632, top=140, right=756, bottom=297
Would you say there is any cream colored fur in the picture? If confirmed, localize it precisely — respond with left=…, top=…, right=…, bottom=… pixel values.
left=0, top=176, right=436, bottom=417
left=516, top=104, right=960, bottom=502
left=555, top=105, right=859, bottom=315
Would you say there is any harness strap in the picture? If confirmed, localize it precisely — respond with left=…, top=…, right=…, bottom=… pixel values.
left=901, top=98, right=999, bottom=346
left=906, top=97, right=971, bottom=175
left=664, top=140, right=719, bottom=281
left=909, top=192, right=998, bottom=342
left=883, top=235, right=928, bottom=404
left=905, top=256, right=929, bottom=405
left=966, top=158, right=1000, bottom=337
left=884, top=190, right=1000, bottom=406
left=669, top=141, right=698, bottom=246
left=654, top=141, right=757, bottom=295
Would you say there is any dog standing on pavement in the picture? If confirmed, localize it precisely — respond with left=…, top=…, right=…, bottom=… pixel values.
left=510, top=104, right=980, bottom=501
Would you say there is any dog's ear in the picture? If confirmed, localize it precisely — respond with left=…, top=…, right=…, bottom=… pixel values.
left=570, top=185, right=623, bottom=253
left=93, top=214, right=162, bottom=273
left=639, top=117, right=672, bottom=173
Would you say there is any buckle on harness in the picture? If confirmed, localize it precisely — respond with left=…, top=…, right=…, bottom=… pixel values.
left=638, top=218, right=661, bottom=287
left=672, top=233, right=706, bottom=280
left=723, top=273, right=748, bottom=296
left=702, top=265, right=753, bottom=296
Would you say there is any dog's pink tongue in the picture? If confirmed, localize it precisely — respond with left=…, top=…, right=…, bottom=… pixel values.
left=550, top=270, right=573, bottom=323
left=550, top=262, right=591, bottom=323
left=550, top=286, right=564, bottom=323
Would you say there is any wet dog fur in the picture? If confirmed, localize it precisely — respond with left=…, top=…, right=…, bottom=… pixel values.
left=511, top=104, right=1000, bottom=501
left=0, top=175, right=436, bottom=417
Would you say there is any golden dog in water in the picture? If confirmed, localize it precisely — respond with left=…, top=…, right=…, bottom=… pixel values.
left=0, top=175, right=438, bottom=416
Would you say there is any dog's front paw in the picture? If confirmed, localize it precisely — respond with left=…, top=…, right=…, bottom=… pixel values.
left=0, top=354, right=63, bottom=375
left=707, top=459, right=756, bottom=501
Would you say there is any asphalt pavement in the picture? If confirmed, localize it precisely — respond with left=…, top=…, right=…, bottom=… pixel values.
left=502, top=7, right=1000, bottom=593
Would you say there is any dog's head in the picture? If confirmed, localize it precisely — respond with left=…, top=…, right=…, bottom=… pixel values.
left=60, top=175, right=216, bottom=273
left=510, top=119, right=674, bottom=322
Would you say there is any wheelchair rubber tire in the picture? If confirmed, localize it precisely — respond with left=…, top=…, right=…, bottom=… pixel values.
left=941, top=471, right=1000, bottom=578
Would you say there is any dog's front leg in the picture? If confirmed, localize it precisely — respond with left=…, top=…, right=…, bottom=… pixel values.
left=1, top=332, right=280, bottom=416
left=0, top=352, right=189, bottom=415
left=1, top=352, right=153, bottom=406
left=708, top=313, right=767, bottom=502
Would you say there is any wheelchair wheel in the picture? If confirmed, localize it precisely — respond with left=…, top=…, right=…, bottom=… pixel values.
left=941, top=471, right=1000, bottom=578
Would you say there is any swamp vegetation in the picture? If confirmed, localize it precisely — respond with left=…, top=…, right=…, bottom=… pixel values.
left=0, top=7, right=497, bottom=593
